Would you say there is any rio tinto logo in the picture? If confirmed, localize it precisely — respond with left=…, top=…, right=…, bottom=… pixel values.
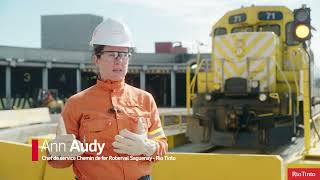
left=288, top=168, right=320, bottom=180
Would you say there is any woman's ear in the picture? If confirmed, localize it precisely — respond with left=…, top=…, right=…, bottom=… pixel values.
left=93, top=54, right=99, bottom=65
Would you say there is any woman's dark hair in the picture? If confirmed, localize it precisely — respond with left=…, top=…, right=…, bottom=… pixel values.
left=93, top=45, right=105, bottom=58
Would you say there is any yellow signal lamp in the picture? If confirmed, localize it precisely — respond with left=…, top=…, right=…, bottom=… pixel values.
left=295, top=24, right=311, bottom=39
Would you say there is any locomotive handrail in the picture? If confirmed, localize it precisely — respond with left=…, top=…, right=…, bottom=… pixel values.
left=186, top=53, right=206, bottom=115
left=270, top=58, right=293, bottom=115
left=285, top=50, right=301, bottom=116
left=190, top=59, right=205, bottom=95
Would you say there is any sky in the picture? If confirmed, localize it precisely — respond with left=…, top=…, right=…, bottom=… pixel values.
left=1, top=0, right=320, bottom=63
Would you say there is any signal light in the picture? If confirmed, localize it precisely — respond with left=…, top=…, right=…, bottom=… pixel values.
left=295, top=24, right=310, bottom=39
left=293, top=5, right=311, bottom=41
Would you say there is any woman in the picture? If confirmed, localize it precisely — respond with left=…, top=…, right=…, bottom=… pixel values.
left=48, top=18, right=168, bottom=180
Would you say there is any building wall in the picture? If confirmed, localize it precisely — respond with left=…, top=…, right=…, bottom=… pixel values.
left=0, top=46, right=211, bottom=108
left=0, top=67, right=5, bottom=97
left=41, top=14, right=103, bottom=51
left=155, top=42, right=173, bottom=53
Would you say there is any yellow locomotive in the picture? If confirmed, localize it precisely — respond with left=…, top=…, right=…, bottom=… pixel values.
left=187, top=5, right=319, bottom=146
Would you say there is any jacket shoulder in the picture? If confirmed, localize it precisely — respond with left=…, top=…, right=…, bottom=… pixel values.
left=66, top=85, right=96, bottom=103
left=125, top=84, right=153, bottom=99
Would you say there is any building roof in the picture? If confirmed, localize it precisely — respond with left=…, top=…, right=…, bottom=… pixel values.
left=0, top=45, right=210, bottom=73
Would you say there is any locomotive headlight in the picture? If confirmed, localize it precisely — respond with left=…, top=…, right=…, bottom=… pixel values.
left=191, top=64, right=198, bottom=69
left=295, top=24, right=310, bottom=39
left=259, top=93, right=267, bottom=101
left=251, top=80, right=259, bottom=88
left=205, top=94, right=212, bottom=101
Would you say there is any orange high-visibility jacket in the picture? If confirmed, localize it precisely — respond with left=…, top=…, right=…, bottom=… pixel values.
left=48, top=79, right=168, bottom=180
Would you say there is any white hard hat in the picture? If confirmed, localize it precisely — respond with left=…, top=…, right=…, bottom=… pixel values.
left=89, top=18, right=134, bottom=47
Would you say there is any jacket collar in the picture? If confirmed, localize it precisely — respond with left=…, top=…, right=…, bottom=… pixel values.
left=96, top=79, right=125, bottom=92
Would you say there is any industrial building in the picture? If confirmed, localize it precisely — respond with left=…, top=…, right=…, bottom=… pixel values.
left=0, top=14, right=209, bottom=110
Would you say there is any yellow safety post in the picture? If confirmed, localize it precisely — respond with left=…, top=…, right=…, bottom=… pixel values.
left=186, top=65, right=191, bottom=115
left=178, top=115, right=183, bottom=131
left=302, top=55, right=311, bottom=153
left=318, top=116, right=320, bottom=144
left=160, top=114, right=165, bottom=126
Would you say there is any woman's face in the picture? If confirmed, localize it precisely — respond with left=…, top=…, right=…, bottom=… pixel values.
left=94, top=46, right=130, bottom=81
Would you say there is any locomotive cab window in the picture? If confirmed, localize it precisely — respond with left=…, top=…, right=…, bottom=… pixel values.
left=257, top=24, right=280, bottom=36
left=214, top=27, right=227, bottom=36
left=231, top=26, right=253, bottom=33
